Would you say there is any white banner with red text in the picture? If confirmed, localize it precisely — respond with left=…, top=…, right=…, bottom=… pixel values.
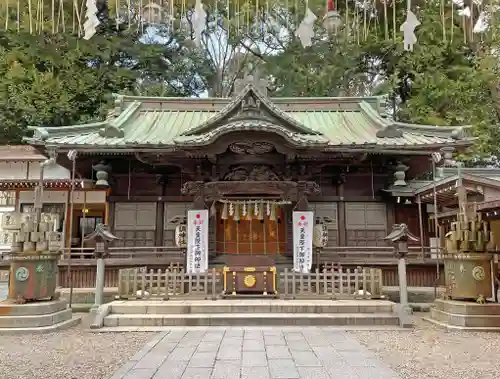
left=292, top=211, right=314, bottom=273
left=186, top=210, right=209, bottom=274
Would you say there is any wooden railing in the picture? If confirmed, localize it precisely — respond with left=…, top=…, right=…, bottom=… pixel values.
left=320, top=246, right=440, bottom=265
left=57, top=246, right=185, bottom=266
left=0, top=245, right=442, bottom=269
left=117, top=266, right=384, bottom=300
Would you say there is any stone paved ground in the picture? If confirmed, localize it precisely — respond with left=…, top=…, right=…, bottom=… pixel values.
left=108, top=328, right=402, bottom=379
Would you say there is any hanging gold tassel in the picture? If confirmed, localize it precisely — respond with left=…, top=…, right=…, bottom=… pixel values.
left=270, top=203, right=277, bottom=222
left=234, top=204, right=240, bottom=222
left=258, top=201, right=264, bottom=220
left=221, top=203, right=228, bottom=220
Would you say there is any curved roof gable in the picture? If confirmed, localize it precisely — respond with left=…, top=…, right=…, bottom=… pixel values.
left=182, top=82, right=322, bottom=137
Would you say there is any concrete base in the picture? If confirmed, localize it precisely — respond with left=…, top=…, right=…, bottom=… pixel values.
left=425, top=298, right=500, bottom=330
left=0, top=298, right=81, bottom=334
left=99, top=299, right=400, bottom=329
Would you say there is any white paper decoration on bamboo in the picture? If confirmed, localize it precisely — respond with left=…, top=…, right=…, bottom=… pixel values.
left=192, top=0, right=207, bottom=46
left=295, top=8, right=317, bottom=48
left=400, top=10, right=420, bottom=51
left=83, top=0, right=100, bottom=40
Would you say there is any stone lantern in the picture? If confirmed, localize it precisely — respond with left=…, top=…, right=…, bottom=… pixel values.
left=384, top=224, right=419, bottom=327
left=84, top=224, right=119, bottom=313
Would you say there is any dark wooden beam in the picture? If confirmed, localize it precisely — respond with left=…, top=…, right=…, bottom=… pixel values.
left=108, top=195, right=194, bottom=202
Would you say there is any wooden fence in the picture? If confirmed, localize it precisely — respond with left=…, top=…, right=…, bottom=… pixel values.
left=117, top=266, right=384, bottom=300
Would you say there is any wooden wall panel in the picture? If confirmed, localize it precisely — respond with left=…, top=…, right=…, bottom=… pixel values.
left=345, top=202, right=387, bottom=246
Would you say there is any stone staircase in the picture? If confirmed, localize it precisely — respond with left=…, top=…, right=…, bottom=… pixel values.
left=100, top=299, right=401, bottom=329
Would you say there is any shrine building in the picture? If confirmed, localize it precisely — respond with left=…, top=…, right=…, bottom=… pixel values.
left=24, top=75, right=474, bottom=268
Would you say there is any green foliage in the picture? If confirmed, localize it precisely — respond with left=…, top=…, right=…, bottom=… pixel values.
left=260, top=1, right=500, bottom=162
left=0, top=4, right=209, bottom=144
left=0, top=0, right=499, bottom=166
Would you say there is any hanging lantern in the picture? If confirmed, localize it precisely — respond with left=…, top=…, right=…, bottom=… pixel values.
left=323, top=0, right=343, bottom=34
left=175, top=224, right=187, bottom=248
left=313, top=223, right=329, bottom=248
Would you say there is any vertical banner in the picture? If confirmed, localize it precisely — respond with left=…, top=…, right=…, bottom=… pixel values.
left=293, top=211, right=314, bottom=273
left=187, top=210, right=209, bottom=274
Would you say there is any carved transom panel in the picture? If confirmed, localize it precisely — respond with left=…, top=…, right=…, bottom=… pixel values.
left=229, top=142, right=275, bottom=155
left=223, top=165, right=280, bottom=181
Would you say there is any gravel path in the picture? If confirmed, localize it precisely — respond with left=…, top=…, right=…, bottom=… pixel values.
left=351, top=314, right=499, bottom=379
left=0, top=314, right=153, bottom=379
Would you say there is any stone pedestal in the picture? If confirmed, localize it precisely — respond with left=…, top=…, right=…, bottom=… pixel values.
left=0, top=298, right=81, bottom=334
left=425, top=299, right=500, bottom=331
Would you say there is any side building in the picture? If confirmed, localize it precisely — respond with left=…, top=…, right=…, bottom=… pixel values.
left=0, top=145, right=107, bottom=259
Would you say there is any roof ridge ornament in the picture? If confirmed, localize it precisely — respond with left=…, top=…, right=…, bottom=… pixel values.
left=233, top=69, right=269, bottom=97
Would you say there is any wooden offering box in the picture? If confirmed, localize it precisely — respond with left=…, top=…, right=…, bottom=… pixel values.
left=223, top=256, right=277, bottom=296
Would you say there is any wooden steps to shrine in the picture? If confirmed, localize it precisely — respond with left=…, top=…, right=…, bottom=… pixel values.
left=98, top=299, right=401, bottom=329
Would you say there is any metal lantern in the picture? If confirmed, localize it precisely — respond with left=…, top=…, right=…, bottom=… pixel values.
left=384, top=224, right=419, bottom=258
left=84, top=224, right=119, bottom=258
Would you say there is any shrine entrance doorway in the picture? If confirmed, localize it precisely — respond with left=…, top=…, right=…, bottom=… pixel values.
left=215, top=204, right=287, bottom=255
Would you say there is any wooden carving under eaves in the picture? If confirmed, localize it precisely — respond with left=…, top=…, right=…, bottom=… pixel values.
left=222, top=165, right=280, bottom=181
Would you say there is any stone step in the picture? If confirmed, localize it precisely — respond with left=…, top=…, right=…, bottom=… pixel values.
left=103, top=313, right=400, bottom=327
left=0, top=315, right=82, bottom=335
left=430, top=308, right=500, bottom=328
left=110, top=300, right=395, bottom=315
left=0, top=308, right=72, bottom=328
left=433, top=298, right=500, bottom=315
left=0, top=299, right=67, bottom=316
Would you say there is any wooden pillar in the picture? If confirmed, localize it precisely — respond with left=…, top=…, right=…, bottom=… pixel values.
left=107, top=201, right=115, bottom=233
left=386, top=202, right=395, bottom=233
left=337, top=183, right=346, bottom=246
left=155, top=201, right=165, bottom=246
left=417, top=195, right=425, bottom=258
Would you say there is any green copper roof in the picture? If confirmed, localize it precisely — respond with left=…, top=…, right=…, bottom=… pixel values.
left=26, top=84, right=473, bottom=151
